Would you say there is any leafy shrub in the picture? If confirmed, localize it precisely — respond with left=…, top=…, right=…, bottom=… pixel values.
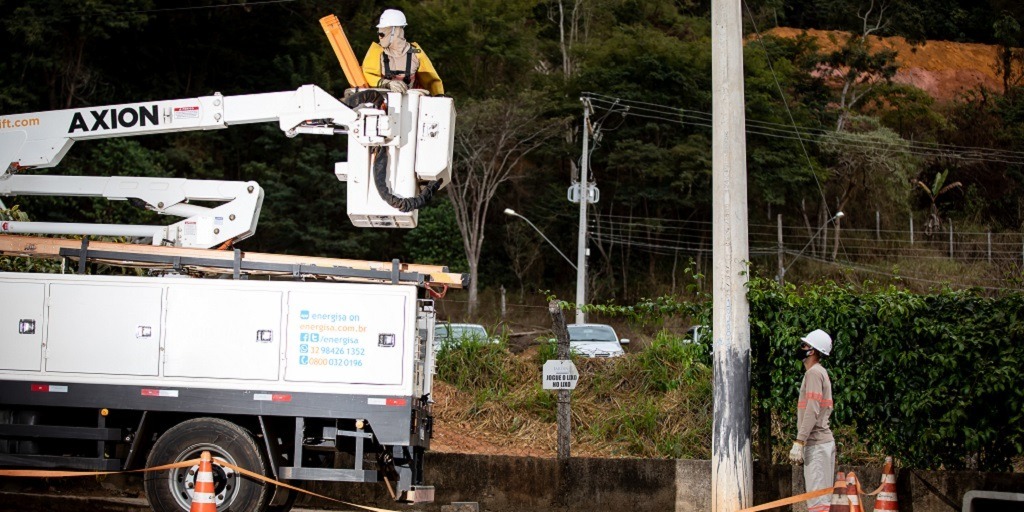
left=747, top=277, right=1024, bottom=470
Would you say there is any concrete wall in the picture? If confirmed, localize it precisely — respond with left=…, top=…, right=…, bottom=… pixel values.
left=294, top=453, right=1024, bottom=511
left=6, top=452, right=1019, bottom=511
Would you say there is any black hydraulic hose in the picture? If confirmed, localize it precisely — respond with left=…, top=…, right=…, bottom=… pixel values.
left=372, top=146, right=442, bottom=212
left=341, top=89, right=386, bottom=109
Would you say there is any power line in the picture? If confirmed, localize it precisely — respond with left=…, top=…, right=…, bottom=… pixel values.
left=106, top=0, right=298, bottom=16
left=584, top=94, right=1024, bottom=166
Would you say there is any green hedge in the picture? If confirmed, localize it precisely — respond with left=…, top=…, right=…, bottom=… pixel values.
left=591, top=278, right=1024, bottom=470
left=747, top=277, right=1024, bottom=470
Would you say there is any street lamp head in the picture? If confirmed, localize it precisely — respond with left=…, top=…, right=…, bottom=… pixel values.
left=503, top=208, right=517, bottom=217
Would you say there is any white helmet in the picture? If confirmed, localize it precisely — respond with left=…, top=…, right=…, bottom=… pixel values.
left=377, top=9, right=407, bottom=28
left=800, top=329, right=832, bottom=356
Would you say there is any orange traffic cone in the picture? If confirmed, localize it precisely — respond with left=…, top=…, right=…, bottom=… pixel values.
left=190, top=451, right=217, bottom=512
left=828, top=472, right=850, bottom=512
left=846, top=473, right=864, bottom=512
left=874, top=457, right=899, bottom=511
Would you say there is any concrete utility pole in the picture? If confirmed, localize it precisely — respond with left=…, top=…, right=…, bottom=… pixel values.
left=711, top=0, right=753, bottom=509
left=576, top=98, right=592, bottom=324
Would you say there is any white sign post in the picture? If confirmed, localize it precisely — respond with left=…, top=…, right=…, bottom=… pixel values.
left=542, top=359, right=579, bottom=390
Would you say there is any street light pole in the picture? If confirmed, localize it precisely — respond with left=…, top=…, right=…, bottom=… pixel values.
left=576, top=98, right=592, bottom=324
left=504, top=209, right=577, bottom=271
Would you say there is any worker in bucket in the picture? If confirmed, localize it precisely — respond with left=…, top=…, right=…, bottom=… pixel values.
left=788, top=329, right=835, bottom=512
left=362, top=8, right=444, bottom=96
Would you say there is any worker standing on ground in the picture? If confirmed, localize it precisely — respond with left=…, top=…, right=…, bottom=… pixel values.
left=362, top=9, right=444, bottom=96
left=788, top=329, right=835, bottom=512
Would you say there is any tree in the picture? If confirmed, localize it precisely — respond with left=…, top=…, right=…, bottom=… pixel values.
left=448, top=94, right=565, bottom=315
left=504, top=220, right=544, bottom=302
left=993, top=12, right=1024, bottom=95
left=912, top=170, right=963, bottom=236
left=818, top=120, right=918, bottom=258
left=812, top=0, right=899, bottom=131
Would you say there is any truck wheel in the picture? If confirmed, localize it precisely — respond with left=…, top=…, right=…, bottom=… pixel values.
left=145, top=418, right=268, bottom=512
left=263, top=488, right=297, bottom=512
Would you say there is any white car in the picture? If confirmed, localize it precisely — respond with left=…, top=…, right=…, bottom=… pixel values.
left=433, top=323, right=496, bottom=350
left=566, top=323, right=629, bottom=358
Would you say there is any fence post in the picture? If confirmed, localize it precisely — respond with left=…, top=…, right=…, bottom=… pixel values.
left=777, top=214, right=784, bottom=283
left=988, top=231, right=992, bottom=264
left=909, top=214, right=914, bottom=245
left=500, top=285, right=507, bottom=319
left=876, top=211, right=881, bottom=241
left=949, top=221, right=954, bottom=259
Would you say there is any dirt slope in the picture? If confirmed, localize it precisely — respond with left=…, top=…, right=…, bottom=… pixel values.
left=767, top=27, right=1005, bottom=101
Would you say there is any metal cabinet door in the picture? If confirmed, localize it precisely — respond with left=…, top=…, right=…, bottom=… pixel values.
left=284, top=290, right=408, bottom=385
left=164, top=287, right=282, bottom=380
left=46, top=283, right=162, bottom=375
left=0, top=281, right=45, bottom=371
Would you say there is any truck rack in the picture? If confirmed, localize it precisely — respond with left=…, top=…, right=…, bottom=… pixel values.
left=0, top=234, right=466, bottom=289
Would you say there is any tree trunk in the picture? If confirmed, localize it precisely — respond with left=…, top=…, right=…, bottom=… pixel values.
left=468, top=260, right=479, bottom=317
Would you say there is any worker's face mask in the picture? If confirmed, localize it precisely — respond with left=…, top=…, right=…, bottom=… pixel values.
left=794, top=345, right=813, bottom=362
left=378, top=27, right=403, bottom=50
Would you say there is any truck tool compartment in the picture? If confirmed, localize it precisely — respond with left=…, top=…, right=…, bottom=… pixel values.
left=0, top=268, right=439, bottom=512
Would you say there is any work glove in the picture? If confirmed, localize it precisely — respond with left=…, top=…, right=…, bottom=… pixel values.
left=378, top=79, right=408, bottom=94
left=788, top=441, right=805, bottom=465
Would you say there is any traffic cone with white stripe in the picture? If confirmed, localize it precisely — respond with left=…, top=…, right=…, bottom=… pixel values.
left=828, top=472, right=850, bottom=512
left=190, top=451, right=217, bottom=512
left=846, top=473, right=864, bottom=512
left=874, top=457, right=899, bottom=511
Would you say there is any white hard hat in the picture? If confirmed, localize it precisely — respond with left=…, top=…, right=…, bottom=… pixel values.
left=800, top=329, right=832, bottom=356
left=377, top=9, right=407, bottom=28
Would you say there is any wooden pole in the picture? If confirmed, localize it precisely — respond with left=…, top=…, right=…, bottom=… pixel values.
left=777, top=214, right=784, bottom=284
left=949, top=221, right=954, bottom=259
left=548, top=300, right=571, bottom=460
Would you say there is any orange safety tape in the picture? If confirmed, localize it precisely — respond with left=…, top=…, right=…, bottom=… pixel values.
left=212, top=457, right=398, bottom=512
left=739, top=469, right=891, bottom=512
left=737, top=486, right=834, bottom=512
left=0, top=457, right=399, bottom=512
left=861, top=480, right=886, bottom=496
left=0, top=458, right=200, bottom=478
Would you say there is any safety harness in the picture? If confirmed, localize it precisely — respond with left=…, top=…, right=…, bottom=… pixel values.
left=381, top=49, right=418, bottom=87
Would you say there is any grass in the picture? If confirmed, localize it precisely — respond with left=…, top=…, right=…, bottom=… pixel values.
left=433, top=329, right=714, bottom=459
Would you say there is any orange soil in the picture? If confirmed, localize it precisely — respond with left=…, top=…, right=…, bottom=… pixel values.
left=766, top=27, right=1005, bottom=102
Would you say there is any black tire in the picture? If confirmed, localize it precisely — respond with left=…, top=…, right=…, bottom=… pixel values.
left=144, top=418, right=268, bottom=512
left=263, top=488, right=297, bottom=512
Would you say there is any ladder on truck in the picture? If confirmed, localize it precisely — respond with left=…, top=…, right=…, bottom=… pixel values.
left=0, top=234, right=466, bottom=289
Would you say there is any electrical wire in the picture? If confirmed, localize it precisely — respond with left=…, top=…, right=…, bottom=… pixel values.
left=109, top=0, right=298, bottom=16
left=583, top=94, right=1024, bottom=166
left=586, top=93, right=1024, bottom=162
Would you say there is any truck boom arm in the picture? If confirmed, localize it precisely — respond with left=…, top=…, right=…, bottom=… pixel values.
left=0, top=175, right=263, bottom=247
left=0, top=84, right=454, bottom=240
left=0, top=85, right=369, bottom=170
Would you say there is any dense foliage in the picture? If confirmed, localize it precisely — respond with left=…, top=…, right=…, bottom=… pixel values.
left=3, top=0, right=1024, bottom=298
left=585, top=279, right=1024, bottom=470
left=747, top=277, right=1024, bottom=471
